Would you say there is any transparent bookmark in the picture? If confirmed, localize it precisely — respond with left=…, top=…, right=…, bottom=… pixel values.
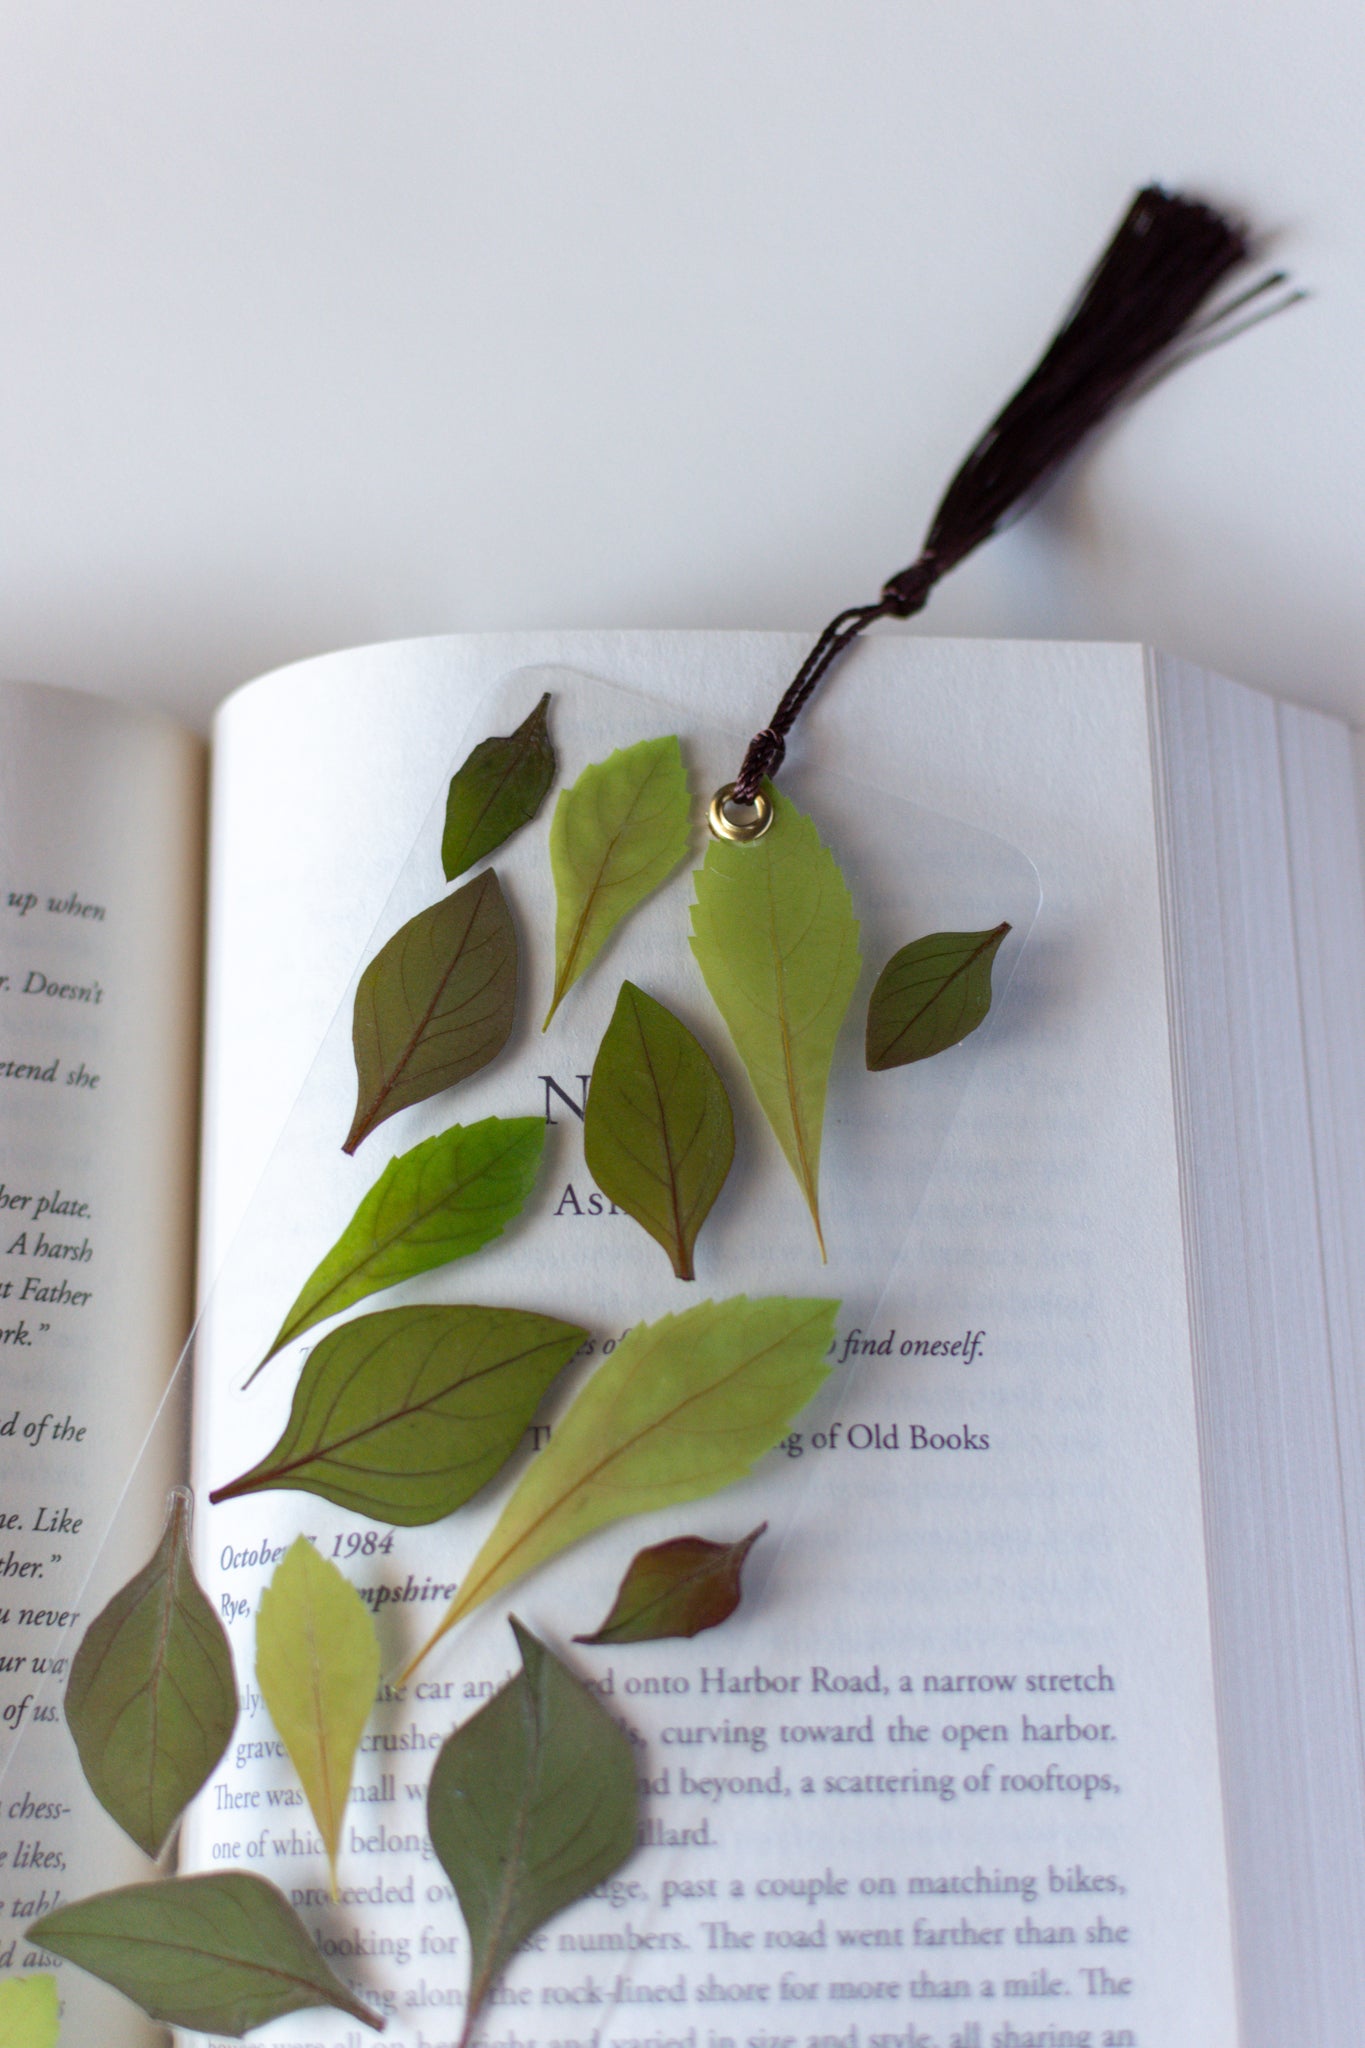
left=3, top=663, right=1038, bottom=2045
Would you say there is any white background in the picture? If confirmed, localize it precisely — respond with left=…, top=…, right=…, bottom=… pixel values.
left=2, top=2, right=1362, bottom=740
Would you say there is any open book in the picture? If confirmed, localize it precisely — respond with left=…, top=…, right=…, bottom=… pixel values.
left=1, top=633, right=1363, bottom=2048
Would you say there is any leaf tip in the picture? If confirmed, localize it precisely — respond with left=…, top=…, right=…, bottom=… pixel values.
left=259, top=1327, right=288, bottom=1368
left=507, top=1614, right=544, bottom=1683
left=208, top=1469, right=256, bottom=1507
left=341, top=1099, right=371, bottom=1153
left=810, top=1202, right=828, bottom=1262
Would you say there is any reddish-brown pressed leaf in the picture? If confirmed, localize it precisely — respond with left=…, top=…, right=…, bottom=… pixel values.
left=344, top=869, right=517, bottom=1154
left=583, top=982, right=733, bottom=1281
left=442, top=692, right=556, bottom=882
left=64, top=1487, right=237, bottom=1857
left=428, top=1621, right=638, bottom=2048
left=865, top=922, right=1010, bottom=1070
left=29, top=1874, right=382, bottom=2036
left=574, top=1524, right=767, bottom=1645
left=211, top=1304, right=587, bottom=1524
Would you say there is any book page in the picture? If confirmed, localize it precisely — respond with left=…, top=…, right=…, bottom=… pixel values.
left=185, top=633, right=1239, bottom=2048
left=0, top=683, right=204, bottom=2043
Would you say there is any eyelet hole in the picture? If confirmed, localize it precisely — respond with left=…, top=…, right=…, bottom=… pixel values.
left=708, top=784, right=774, bottom=843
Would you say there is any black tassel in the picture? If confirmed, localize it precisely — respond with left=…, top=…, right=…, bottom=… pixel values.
left=730, top=187, right=1298, bottom=806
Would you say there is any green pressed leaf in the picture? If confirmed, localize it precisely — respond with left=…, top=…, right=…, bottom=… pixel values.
left=584, top=982, right=734, bottom=1280
left=344, top=869, right=517, bottom=1155
left=575, top=1523, right=767, bottom=1645
left=212, top=1305, right=586, bottom=1524
left=428, top=1619, right=637, bottom=2048
left=403, top=1294, right=836, bottom=1674
left=256, top=1116, right=545, bottom=1373
left=28, top=1875, right=381, bottom=2037
left=690, top=787, right=860, bottom=1258
left=256, top=1539, right=380, bottom=1897
left=443, top=692, right=556, bottom=882
left=543, top=735, right=691, bottom=1029
left=865, top=922, right=1011, bottom=1070
left=64, top=1487, right=237, bottom=1859
left=0, top=1974, right=59, bottom=2048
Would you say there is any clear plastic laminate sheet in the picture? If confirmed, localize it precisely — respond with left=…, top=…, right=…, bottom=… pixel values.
left=8, top=667, right=1040, bottom=2043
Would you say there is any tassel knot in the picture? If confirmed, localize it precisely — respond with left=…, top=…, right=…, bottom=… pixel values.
left=733, top=727, right=787, bottom=806
left=880, top=551, right=941, bottom=619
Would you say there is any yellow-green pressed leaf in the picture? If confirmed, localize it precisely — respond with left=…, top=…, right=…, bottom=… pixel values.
left=344, top=868, right=517, bottom=1155
left=212, top=1304, right=587, bottom=1524
left=443, top=691, right=556, bottom=882
left=402, top=1294, right=836, bottom=1676
left=690, top=787, right=861, bottom=1257
left=428, top=1619, right=637, bottom=2048
left=64, top=1486, right=237, bottom=1858
left=28, top=1875, right=381, bottom=2037
left=254, top=1116, right=545, bottom=1375
left=583, top=981, right=734, bottom=1280
left=865, top=922, right=1011, bottom=1069
left=0, top=1975, right=59, bottom=2048
left=543, top=735, right=691, bottom=1028
left=256, top=1540, right=380, bottom=1898
left=574, top=1523, right=766, bottom=1645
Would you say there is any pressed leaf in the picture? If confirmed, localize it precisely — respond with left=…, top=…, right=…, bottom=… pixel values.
left=402, top=1294, right=836, bottom=1675
left=64, top=1486, right=236, bottom=1859
left=344, top=868, right=517, bottom=1155
left=690, top=787, right=860, bottom=1258
left=0, top=1975, right=59, bottom=2048
left=865, top=922, right=1011, bottom=1070
left=543, top=735, right=691, bottom=1028
left=255, top=1115, right=545, bottom=1374
left=428, top=1618, right=637, bottom=2048
left=213, top=1304, right=586, bottom=1524
left=575, top=1523, right=766, bottom=1645
left=28, top=1874, right=381, bottom=2037
left=584, top=981, right=734, bottom=1280
left=443, top=691, right=556, bottom=882
left=256, top=1539, right=380, bottom=1897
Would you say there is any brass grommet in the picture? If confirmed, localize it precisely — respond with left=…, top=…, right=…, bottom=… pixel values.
left=708, top=783, right=774, bottom=843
